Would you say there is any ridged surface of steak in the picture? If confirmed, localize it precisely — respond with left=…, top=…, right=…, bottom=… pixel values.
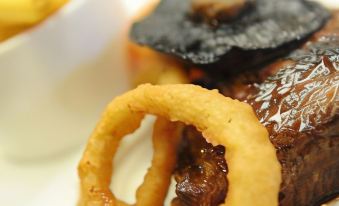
left=174, top=12, right=339, bottom=206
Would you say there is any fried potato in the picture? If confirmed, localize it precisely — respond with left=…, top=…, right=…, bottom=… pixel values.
left=0, top=0, right=68, bottom=26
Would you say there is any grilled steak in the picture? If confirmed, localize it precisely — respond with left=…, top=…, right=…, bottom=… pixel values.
left=173, top=127, right=228, bottom=206
left=173, top=12, right=339, bottom=206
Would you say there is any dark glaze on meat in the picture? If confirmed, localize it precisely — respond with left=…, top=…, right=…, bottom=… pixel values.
left=174, top=12, right=339, bottom=206
left=131, top=0, right=329, bottom=75
left=249, top=37, right=339, bottom=137
left=249, top=35, right=339, bottom=206
left=173, top=127, right=228, bottom=206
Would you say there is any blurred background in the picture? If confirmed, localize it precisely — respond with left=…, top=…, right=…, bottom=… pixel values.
left=0, top=0, right=158, bottom=205
left=0, top=0, right=337, bottom=206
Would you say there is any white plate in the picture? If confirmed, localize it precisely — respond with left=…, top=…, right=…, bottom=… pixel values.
left=0, top=0, right=338, bottom=206
left=0, top=0, right=129, bottom=159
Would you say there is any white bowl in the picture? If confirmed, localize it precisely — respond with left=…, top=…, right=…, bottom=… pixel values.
left=0, top=0, right=129, bottom=159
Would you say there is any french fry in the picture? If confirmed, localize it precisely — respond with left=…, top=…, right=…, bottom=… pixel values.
left=0, top=24, right=29, bottom=41
left=0, top=0, right=68, bottom=26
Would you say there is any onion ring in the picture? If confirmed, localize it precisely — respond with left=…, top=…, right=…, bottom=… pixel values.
left=78, top=84, right=281, bottom=206
left=135, top=117, right=183, bottom=205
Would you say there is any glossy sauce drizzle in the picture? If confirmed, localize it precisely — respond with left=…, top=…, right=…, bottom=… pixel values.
left=249, top=36, right=339, bottom=138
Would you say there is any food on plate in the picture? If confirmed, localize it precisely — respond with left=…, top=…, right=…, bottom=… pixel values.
left=130, top=0, right=329, bottom=75
left=127, top=43, right=188, bottom=86
left=128, top=0, right=338, bottom=205
left=173, top=12, right=339, bottom=206
left=135, top=118, right=183, bottom=206
left=174, top=35, right=339, bottom=206
left=0, top=0, right=68, bottom=42
left=78, top=84, right=281, bottom=206
left=191, top=0, right=253, bottom=23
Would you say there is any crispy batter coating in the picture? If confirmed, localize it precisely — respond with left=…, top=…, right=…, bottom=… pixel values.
left=78, top=84, right=281, bottom=206
left=135, top=117, right=183, bottom=205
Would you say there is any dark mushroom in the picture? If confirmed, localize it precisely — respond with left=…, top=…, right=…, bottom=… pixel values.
left=130, top=0, right=330, bottom=75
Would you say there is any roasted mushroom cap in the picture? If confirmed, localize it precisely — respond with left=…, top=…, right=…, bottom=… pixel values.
left=130, top=0, right=329, bottom=74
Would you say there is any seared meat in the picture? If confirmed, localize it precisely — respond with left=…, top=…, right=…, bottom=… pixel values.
left=173, top=127, right=228, bottom=206
left=174, top=12, right=339, bottom=206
